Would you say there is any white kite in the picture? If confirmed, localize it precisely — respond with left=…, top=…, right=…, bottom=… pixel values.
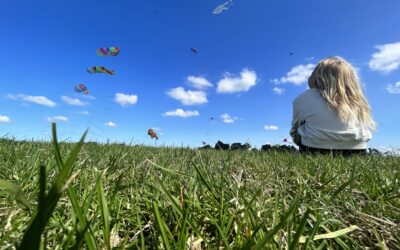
left=213, top=0, right=233, bottom=14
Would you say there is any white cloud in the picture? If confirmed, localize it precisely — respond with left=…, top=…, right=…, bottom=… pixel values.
left=76, top=111, right=90, bottom=115
left=167, top=87, right=207, bottom=105
left=47, top=116, right=68, bottom=123
left=264, top=125, right=279, bottom=130
left=7, top=94, right=56, bottom=107
left=5, top=94, right=17, bottom=100
left=61, top=96, right=89, bottom=106
left=114, top=93, right=138, bottom=106
left=216, top=69, right=257, bottom=93
left=305, top=56, right=314, bottom=60
left=187, top=76, right=213, bottom=89
left=163, top=109, right=199, bottom=118
left=104, top=121, right=117, bottom=127
left=386, top=81, right=400, bottom=94
left=80, top=94, right=96, bottom=100
left=369, top=42, right=400, bottom=73
left=272, top=64, right=315, bottom=85
left=220, top=113, right=238, bottom=123
left=0, top=115, right=10, bottom=123
left=272, top=87, right=285, bottom=95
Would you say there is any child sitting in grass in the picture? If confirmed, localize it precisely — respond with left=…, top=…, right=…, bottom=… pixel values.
left=290, top=56, right=376, bottom=156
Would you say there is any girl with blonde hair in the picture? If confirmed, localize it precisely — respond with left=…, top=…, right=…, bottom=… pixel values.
left=290, top=56, right=376, bottom=156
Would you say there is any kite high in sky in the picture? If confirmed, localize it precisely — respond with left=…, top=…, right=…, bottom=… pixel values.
left=87, top=66, right=115, bottom=75
left=213, top=0, right=233, bottom=14
left=75, top=84, right=89, bottom=94
left=147, top=128, right=159, bottom=140
left=191, top=48, right=198, bottom=54
left=97, top=47, right=120, bottom=56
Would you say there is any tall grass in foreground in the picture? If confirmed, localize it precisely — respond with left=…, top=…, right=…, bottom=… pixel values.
left=0, top=124, right=399, bottom=249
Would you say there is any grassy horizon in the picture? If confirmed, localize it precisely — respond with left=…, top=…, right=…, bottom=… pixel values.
left=0, top=125, right=399, bottom=249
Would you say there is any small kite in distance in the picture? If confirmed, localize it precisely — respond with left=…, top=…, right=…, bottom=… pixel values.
left=87, top=66, right=115, bottom=75
left=148, top=128, right=158, bottom=140
left=283, top=138, right=295, bottom=144
left=191, top=48, right=198, bottom=54
left=213, top=0, right=233, bottom=14
left=75, top=84, right=89, bottom=94
left=97, top=47, right=120, bottom=56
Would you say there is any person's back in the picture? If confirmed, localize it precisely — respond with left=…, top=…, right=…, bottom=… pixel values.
left=290, top=56, right=376, bottom=155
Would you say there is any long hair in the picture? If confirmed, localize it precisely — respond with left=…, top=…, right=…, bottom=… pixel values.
left=308, top=56, right=376, bottom=130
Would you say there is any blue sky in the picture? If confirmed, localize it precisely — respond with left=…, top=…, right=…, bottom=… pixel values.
left=1, top=0, right=400, bottom=150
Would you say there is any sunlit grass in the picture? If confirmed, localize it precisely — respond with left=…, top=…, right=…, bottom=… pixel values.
left=0, top=124, right=399, bottom=249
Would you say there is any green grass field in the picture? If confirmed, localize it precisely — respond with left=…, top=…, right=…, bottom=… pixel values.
left=1, top=124, right=399, bottom=249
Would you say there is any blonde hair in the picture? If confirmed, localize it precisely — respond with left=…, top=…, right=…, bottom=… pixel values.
left=308, top=56, right=376, bottom=130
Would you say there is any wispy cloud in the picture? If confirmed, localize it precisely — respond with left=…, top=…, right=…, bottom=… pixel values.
left=114, top=93, right=138, bottom=106
left=0, top=115, right=10, bottom=123
left=61, top=96, right=89, bottom=106
left=46, top=116, right=68, bottom=123
left=104, top=121, right=117, bottom=127
left=272, top=64, right=315, bottom=85
left=386, top=81, right=400, bottom=94
left=272, top=87, right=285, bottom=95
left=369, top=42, right=400, bottom=74
left=305, top=56, right=314, bottom=60
left=187, top=76, right=213, bottom=89
left=75, top=111, right=90, bottom=115
left=167, top=87, right=207, bottom=105
left=213, top=0, right=233, bottom=14
left=217, top=68, right=257, bottom=93
left=163, top=109, right=199, bottom=117
left=220, top=113, right=238, bottom=123
left=264, top=125, right=279, bottom=130
left=7, top=94, right=57, bottom=107
left=80, top=94, right=96, bottom=100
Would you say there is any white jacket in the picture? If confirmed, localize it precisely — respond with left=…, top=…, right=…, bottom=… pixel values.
left=290, top=88, right=372, bottom=149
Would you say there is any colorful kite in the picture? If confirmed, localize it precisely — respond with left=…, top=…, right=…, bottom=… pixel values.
left=191, top=48, right=198, bottom=54
left=97, top=47, right=120, bottom=56
left=147, top=128, right=158, bottom=140
left=75, top=84, right=89, bottom=95
left=213, top=0, right=233, bottom=14
left=87, top=66, right=115, bottom=75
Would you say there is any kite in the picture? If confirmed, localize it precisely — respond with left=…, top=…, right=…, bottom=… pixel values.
left=213, top=0, right=233, bottom=14
left=97, top=47, right=120, bottom=56
left=191, top=48, right=198, bottom=54
left=147, top=128, right=158, bottom=140
left=87, top=66, right=115, bottom=75
left=75, top=84, right=89, bottom=95
left=282, top=138, right=295, bottom=144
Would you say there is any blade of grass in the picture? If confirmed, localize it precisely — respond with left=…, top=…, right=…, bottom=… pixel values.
left=289, top=209, right=311, bottom=250
left=299, top=225, right=359, bottom=243
left=18, top=123, right=90, bottom=250
left=0, top=180, right=31, bottom=211
left=253, top=195, right=300, bottom=249
left=97, top=176, right=111, bottom=250
left=152, top=201, right=171, bottom=250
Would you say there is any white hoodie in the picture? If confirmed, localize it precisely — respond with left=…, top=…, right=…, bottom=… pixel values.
left=290, top=88, right=372, bottom=149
